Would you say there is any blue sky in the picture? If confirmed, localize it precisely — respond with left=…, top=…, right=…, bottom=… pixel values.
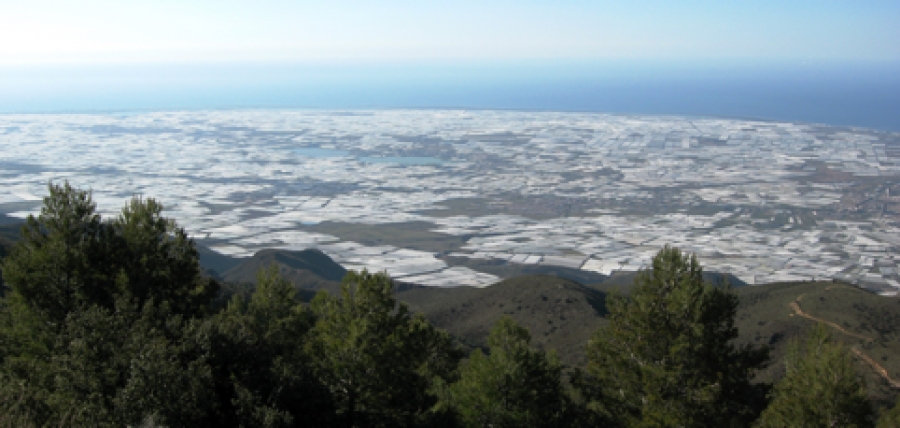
left=2, top=0, right=898, bottom=64
left=2, top=0, right=899, bottom=131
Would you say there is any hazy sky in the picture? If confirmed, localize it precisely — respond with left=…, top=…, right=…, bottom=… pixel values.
left=2, top=0, right=899, bottom=65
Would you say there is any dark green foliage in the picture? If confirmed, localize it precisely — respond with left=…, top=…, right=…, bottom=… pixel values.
left=0, top=183, right=220, bottom=426
left=396, top=275, right=607, bottom=367
left=756, top=325, right=875, bottom=428
left=0, top=297, right=216, bottom=427
left=439, top=316, right=572, bottom=427
left=3, top=184, right=898, bottom=427
left=198, top=265, right=332, bottom=427
left=0, top=235, right=10, bottom=262
left=307, top=269, right=462, bottom=427
left=1, top=183, right=217, bottom=326
left=731, top=280, right=900, bottom=406
left=0, top=237, right=10, bottom=293
left=584, top=245, right=769, bottom=427
left=878, top=398, right=900, bottom=428
left=111, top=196, right=218, bottom=317
left=0, top=183, right=463, bottom=427
left=223, top=248, right=348, bottom=284
left=197, top=243, right=244, bottom=277
left=2, top=182, right=117, bottom=326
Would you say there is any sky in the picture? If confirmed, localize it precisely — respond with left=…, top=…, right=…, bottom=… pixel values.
left=1, top=1, right=899, bottom=130
left=2, top=0, right=898, bottom=64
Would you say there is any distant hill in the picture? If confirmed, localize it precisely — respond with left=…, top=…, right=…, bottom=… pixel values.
left=732, top=281, right=900, bottom=406
left=196, top=244, right=244, bottom=279
left=442, top=256, right=609, bottom=285
left=443, top=255, right=747, bottom=289
left=394, top=277, right=900, bottom=405
left=219, top=249, right=900, bottom=386
left=0, top=235, right=11, bottom=261
left=397, top=275, right=608, bottom=366
left=220, top=252, right=609, bottom=365
left=0, top=234, right=12, bottom=292
left=217, top=251, right=609, bottom=367
left=222, top=248, right=347, bottom=290
left=0, top=222, right=21, bottom=244
left=596, top=269, right=748, bottom=288
left=2, top=216, right=897, bottom=405
left=2, top=221, right=899, bottom=405
left=0, top=221, right=21, bottom=293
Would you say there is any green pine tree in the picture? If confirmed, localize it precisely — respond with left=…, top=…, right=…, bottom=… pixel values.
left=306, top=269, right=461, bottom=427
left=756, top=324, right=875, bottom=428
left=878, top=397, right=900, bottom=428
left=1, top=182, right=116, bottom=326
left=440, top=316, right=571, bottom=428
left=584, top=245, right=769, bottom=427
left=111, top=195, right=218, bottom=317
left=0, top=183, right=221, bottom=426
left=198, top=265, right=332, bottom=428
left=1, top=183, right=218, bottom=325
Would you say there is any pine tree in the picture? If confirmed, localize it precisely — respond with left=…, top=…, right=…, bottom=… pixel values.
left=878, top=397, right=900, bottom=428
left=198, top=265, right=331, bottom=428
left=1, top=182, right=116, bottom=326
left=756, top=324, right=874, bottom=428
left=0, top=183, right=221, bottom=426
left=584, top=245, right=769, bottom=427
left=306, top=269, right=461, bottom=427
left=441, top=316, right=571, bottom=428
left=1, top=183, right=217, bottom=324
left=111, top=195, right=218, bottom=317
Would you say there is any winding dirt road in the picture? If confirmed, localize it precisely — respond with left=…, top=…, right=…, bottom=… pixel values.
left=790, top=290, right=900, bottom=389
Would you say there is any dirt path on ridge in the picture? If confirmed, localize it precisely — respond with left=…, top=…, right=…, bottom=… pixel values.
left=790, top=290, right=900, bottom=389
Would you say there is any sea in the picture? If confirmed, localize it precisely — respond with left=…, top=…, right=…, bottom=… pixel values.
left=1, top=60, right=899, bottom=132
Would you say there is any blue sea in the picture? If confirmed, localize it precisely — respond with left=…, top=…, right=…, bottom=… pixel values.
left=1, top=60, right=899, bottom=132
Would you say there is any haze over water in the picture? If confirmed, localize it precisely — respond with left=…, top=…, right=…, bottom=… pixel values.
left=2, top=60, right=899, bottom=132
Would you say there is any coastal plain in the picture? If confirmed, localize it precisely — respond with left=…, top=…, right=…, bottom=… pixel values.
left=2, top=110, right=900, bottom=293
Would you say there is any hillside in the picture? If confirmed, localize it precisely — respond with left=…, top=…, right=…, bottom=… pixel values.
left=397, top=275, right=608, bottom=366
left=0, top=222, right=20, bottom=245
left=196, top=243, right=244, bottom=279
left=0, top=235, right=11, bottom=261
left=222, top=248, right=347, bottom=290
left=219, top=249, right=900, bottom=403
left=2, top=218, right=898, bottom=405
left=596, top=269, right=749, bottom=288
left=2, top=219, right=900, bottom=408
left=441, top=255, right=609, bottom=285
left=0, top=234, right=11, bottom=291
left=395, top=275, right=900, bottom=405
left=733, top=281, right=900, bottom=406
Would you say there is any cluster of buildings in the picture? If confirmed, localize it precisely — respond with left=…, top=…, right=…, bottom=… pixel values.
left=1, top=110, right=898, bottom=293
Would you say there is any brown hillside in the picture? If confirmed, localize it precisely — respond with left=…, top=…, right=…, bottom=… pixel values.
left=397, top=275, right=607, bottom=367
left=734, top=281, right=900, bottom=406
left=223, top=249, right=347, bottom=290
left=204, top=248, right=900, bottom=406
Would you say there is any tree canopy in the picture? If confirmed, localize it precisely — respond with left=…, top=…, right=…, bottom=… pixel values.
left=1, top=184, right=896, bottom=427
left=1, top=182, right=217, bottom=326
left=440, top=316, right=571, bottom=427
left=0, top=182, right=219, bottom=427
left=878, top=398, right=900, bottom=428
left=307, top=269, right=461, bottom=427
left=584, top=245, right=769, bottom=427
left=756, top=324, right=875, bottom=428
